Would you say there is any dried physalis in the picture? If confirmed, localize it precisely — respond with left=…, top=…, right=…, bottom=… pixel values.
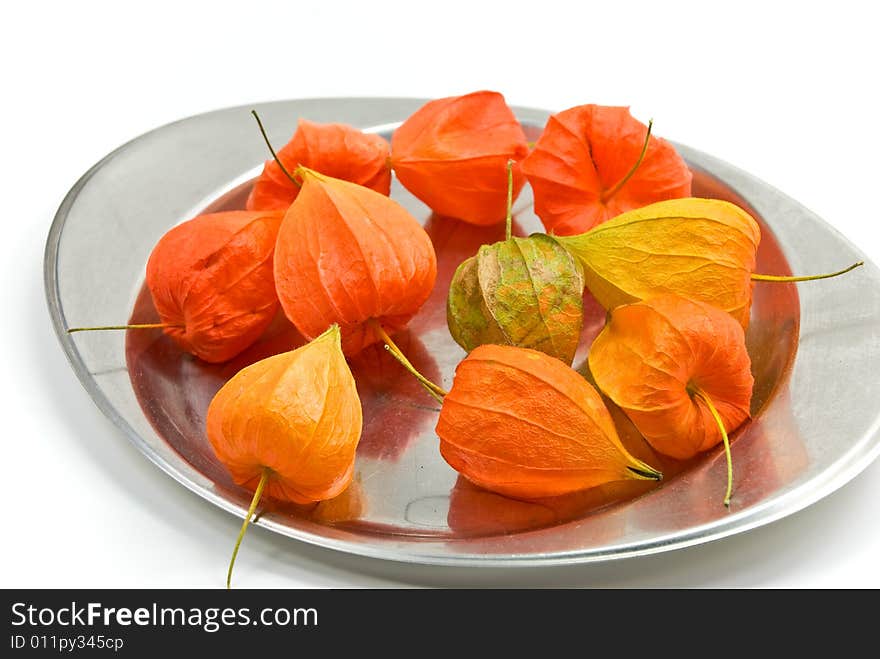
left=557, top=197, right=863, bottom=328
left=206, top=325, right=362, bottom=587
left=273, top=166, right=437, bottom=356
left=557, top=198, right=759, bottom=326
left=390, top=90, right=529, bottom=225
left=247, top=114, right=391, bottom=211
left=435, top=344, right=662, bottom=499
left=522, top=105, right=692, bottom=235
left=447, top=162, right=585, bottom=363
left=68, top=210, right=284, bottom=363
left=589, top=295, right=754, bottom=506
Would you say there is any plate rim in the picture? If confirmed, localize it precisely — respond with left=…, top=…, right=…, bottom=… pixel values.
left=44, top=97, right=880, bottom=567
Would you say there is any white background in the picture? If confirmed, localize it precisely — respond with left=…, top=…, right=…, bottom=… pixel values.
left=2, top=1, right=879, bottom=588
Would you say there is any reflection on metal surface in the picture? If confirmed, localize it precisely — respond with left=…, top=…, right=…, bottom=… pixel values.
left=47, top=98, right=880, bottom=565
left=349, top=334, right=441, bottom=463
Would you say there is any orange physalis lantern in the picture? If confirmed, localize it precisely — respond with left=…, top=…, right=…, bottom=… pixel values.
left=207, top=325, right=361, bottom=504
left=391, top=91, right=529, bottom=225
left=435, top=344, right=662, bottom=500
left=247, top=118, right=391, bottom=212
left=142, top=210, right=284, bottom=363
left=589, top=295, right=754, bottom=505
left=206, top=325, right=362, bottom=586
left=273, top=168, right=437, bottom=356
left=522, top=105, right=692, bottom=235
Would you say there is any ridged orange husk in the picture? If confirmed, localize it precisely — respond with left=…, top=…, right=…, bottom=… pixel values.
left=435, top=344, right=662, bottom=500
left=206, top=326, right=362, bottom=504
left=589, top=295, right=754, bottom=459
left=273, top=169, right=437, bottom=355
left=522, top=105, right=692, bottom=235
left=247, top=119, right=391, bottom=211
left=145, top=210, right=283, bottom=363
left=391, top=91, right=529, bottom=225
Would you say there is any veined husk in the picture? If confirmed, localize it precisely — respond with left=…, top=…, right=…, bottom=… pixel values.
left=435, top=344, right=662, bottom=500
left=447, top=233, right=585, bottom=363
left=555, top=198, right=761, bottom=327
left=273, top=168, right=437, bottom=355
left=247, top=118, right=391, bottom=212
left=391, top=90, right=529, bottom=225
left=589, top=295, right=754, bottom=459
left=206, top=325, right=363, bottom=504
left=146, top=210, right=284, bottom=363
left=522, top=104, right=692, bottom=235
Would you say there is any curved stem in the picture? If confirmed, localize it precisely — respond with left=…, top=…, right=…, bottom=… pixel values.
left=751, top=261, right=863, bottom=282
left=227, top=468, right=270, bottom=590
left=251, top=110, right=301, bottom=188
left=382, top=346, right=445, bottom=404
left=67, top=323, right=179, bottom=333
left=367, top=319, right=447, bottom=403
left=505, top=159, right=515, bottom=241
left=600, top=118, right=653, bottom=203
left=691, top=387, right=733, bottom=507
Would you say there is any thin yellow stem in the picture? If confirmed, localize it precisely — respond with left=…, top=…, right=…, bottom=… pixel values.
left=751, top=261, right=863, bottom=282
left=382, top=347, right=445, bottom=404
left=251, top=110, right=301, bottom=188
left=367, top=319, right=447, bottom=402
left=691, top=387, right=733, bottom=507
left=505, top=159, right=515, bottom=241
left=67, top=323, right=179, bottom=333
left=227, top=468, right=270, bottom=590
left=600, top=118, right=653, bottom=203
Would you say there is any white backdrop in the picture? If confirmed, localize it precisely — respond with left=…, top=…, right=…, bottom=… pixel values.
left=2, top=0, right=879, bottom=587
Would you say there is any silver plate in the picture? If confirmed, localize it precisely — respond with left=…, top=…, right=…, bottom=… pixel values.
left=45, top=97, right=880, bottom=566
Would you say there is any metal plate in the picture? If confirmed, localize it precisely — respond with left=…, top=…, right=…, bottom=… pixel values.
left=45, top=98, right=880, bottom=566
